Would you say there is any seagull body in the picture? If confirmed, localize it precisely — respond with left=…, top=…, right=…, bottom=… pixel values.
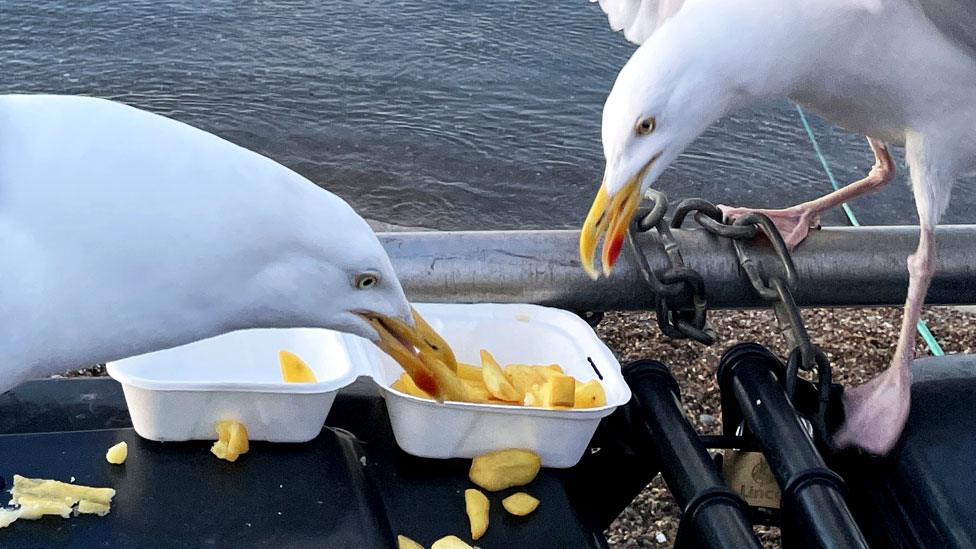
left=0, top=95, right=452, bottom=396
left=580, top=0, right=976, bottom=454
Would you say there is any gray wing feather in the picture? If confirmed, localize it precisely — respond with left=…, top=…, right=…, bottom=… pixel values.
left=915, top=0, right=976, bottom=58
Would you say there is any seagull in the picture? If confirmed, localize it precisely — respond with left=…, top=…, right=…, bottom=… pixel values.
left=0, top=94, right=457, bottom=400
left=578, top=0, right=976, bottom=455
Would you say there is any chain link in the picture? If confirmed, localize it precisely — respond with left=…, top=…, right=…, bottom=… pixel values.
left=627, top=189, right=833, bottom=442
left=629, top=190, right=716, bottom=344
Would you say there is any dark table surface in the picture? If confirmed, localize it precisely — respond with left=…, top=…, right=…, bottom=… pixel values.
left=0, top=378, right=610, bottom=549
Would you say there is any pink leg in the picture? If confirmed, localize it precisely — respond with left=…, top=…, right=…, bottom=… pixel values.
left=833, top=226, right=935, bottom=454
left=720, top=138, right=894, bottom=248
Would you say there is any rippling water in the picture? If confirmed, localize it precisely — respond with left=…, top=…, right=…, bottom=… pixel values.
left=2, top=0, right=974, bottom=229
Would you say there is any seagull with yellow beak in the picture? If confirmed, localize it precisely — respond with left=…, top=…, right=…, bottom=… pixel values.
left=0, top=94, right=460, bottom=401
left=579, top=0, right=976, bottom=455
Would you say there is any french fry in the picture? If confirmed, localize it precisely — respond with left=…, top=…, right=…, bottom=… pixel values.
left=105, top=441, right=128, bottom=465
left=389, top=350, right=608, bottom=411
left=542, top=375, right=576, bottom=408
left=469, top=449, right=541, bottom=492
left=457, top=362, right=483, bottom=382
left=431, top=536, right=473, bottom=549
left=480, top=350, right=521, bottom=402
left=461, top=378, right=493, bottom=403
left=574, top=379, right=607, bottom=408
left=392, top=373, right=434, bottom=400
left=279, top=350, right=317, bottom=383
left=397, top=535, right=425, bottom=549
left=504, top=365, right=548, bottom=391
left=464, top=488, right=489, bottom=540
left=10, top=476, right=116, bottom=520
left=501, top=492, right=539, bottom=516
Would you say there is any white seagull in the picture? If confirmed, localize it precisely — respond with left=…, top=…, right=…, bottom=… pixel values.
left=578, top=0, right=976, bottom=454
left=0, top=94, right=456, bottom=399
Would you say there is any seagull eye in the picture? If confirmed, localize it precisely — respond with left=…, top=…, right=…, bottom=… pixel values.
left=354, top=273, right=380, bottom=289
left=636, top=117, right=656, bottom=136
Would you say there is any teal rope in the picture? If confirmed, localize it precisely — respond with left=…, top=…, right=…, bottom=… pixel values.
left=794, top=105, right=945, bottom=356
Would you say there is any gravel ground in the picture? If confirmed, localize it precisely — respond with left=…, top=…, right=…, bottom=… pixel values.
left=597, top=305, right=976, bottom=548
left=61, top=305, right=976, bottom=548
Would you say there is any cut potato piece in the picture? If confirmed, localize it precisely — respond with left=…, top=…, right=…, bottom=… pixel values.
left=392, top=373, right=434, bottom=400
left=456, top=363, right=482, bottom=382
left=460, top=379, right=493, bottom=403
left=502, top=492, right=540, bottom=516
left=76, top=500, right=111, bottom=515
left=390, top=351, right=609, bottom=411
left=105, top=441, right=128, bottom=465
left=504, top=365, right=548, bottom=394
left=431, top=536, right=473, bottom=549
left=279, top=350, right=317, bottom=383
left=480, top=350, right=521, bottom=402
left=11, top=475, right=115, bottom=507
left=9, top=475, right=116, bottom=521
left=397, top=534, right=425, bottom=549
left=469, top=448, right=542, bottom=492
left=464, top=488, right=489, bottom=540
left=542, top=375, right=576, bottom=408
left=574, top=379, right=607, bottom=408
left=211, top=420, right=249, bottom=462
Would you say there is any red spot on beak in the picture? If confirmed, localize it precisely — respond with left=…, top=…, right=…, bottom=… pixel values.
left=413, top=371, right=438, bottom=395
left=606, top=233, right=624, bottom=269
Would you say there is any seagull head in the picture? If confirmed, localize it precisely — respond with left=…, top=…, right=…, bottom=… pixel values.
left=244, top=188, right=458, bottom=394
left=579, top=36, right=735, bottom=278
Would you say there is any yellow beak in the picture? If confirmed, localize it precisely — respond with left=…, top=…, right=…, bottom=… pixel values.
left=361, top=307, right=467, bottom=402
left=579, top=176, right=642, bottom=279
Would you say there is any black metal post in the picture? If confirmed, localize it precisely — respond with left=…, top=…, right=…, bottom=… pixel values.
left=717, top=344, right=867, bottom=548
left=624, top=360, right=761, bottom=549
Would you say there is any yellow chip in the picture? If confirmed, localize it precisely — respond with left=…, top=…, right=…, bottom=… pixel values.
left=502, top=492, right=540, bottom=516
left=279, top=350, right=317, bottom=383
left=574, top=380, right=607, bottom=408
left=105, top=441, right=128, bottom=465
left=211, top=420, right=249, bottom=462
left=392, top=373, right=434, bottom=400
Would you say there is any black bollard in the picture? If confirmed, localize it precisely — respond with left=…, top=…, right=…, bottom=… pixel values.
left=624, top=360, right=761, bottom=549
left=718, top=343, right=867, bottom=548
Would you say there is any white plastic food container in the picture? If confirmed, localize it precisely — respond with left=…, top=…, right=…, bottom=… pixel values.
left=371, top=303, right=631, bottom=468
left=106, top=328, right=367, bottom=443
left=107, top=303, right=630, bottom=468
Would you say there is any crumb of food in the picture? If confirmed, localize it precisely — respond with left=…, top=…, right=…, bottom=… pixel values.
left=105, top=441, right=128, bottom=464
left=210, top=420, right=249, bottom=462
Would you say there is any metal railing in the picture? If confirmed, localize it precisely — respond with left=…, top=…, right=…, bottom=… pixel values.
left=379, top=224, right=976, bottom=310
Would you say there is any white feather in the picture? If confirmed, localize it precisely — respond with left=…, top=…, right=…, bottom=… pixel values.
left=592, top=0, right=690, bottom=45
left=0, top=95, right=411, bottom=391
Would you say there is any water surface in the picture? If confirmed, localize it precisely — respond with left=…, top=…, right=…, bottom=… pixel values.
left=3, top=0, right=973, bottom=229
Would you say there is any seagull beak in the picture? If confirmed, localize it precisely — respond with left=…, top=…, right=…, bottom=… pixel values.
left=579, top=157, right=656, bottom=279
left=359, top=306, right=466, bottom=402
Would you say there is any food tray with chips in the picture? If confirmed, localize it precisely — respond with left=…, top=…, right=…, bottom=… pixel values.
left=107, top=303, right=629, bottom=467
left=369, top=303, right=631, bottom=468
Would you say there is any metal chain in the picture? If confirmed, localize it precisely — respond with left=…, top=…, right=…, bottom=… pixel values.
left=629, top=190, right=717, bottom=344
left=628, top=190, right=833, bottom=443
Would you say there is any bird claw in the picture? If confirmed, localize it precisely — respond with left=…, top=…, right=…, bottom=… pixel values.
left=832, top=363, right=911, bottom=456
left=717, top=204, right=821, bottom=249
